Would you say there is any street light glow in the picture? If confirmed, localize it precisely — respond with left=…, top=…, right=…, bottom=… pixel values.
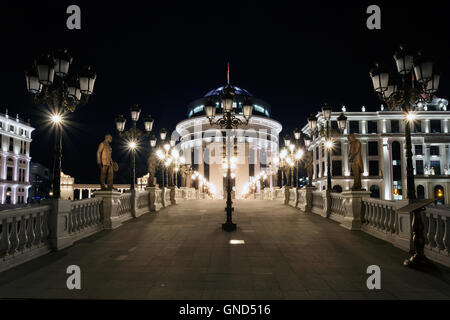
left=406, top=111, right=417, bottom=123
left=128, top=141, right=137, bottom=149
left=50, top=113, right=63, bottom=124
left=325, top=140, right=334, bottom=150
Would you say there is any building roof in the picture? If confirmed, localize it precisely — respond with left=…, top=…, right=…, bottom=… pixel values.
left=187, top=84, right=272, bottom=118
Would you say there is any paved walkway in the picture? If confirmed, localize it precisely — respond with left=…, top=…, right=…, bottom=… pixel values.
left=1, top=199, right=450, bottom=300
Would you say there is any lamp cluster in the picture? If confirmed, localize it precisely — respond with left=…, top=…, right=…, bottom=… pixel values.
left=25, top=49, right=97, bottom=113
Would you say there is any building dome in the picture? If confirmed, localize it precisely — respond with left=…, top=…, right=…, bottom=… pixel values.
left=187, top=84, right=272, bottom=118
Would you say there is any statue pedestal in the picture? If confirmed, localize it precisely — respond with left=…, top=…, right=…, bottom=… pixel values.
left=145, top=186, right=159, bottom=212
left=93, top=190, right=123, bottom=229
left=340, top=190, right=371, bottom=230
left=180, top=187, right=189, bottom=200
left=304, top=186, right=317, bottom=213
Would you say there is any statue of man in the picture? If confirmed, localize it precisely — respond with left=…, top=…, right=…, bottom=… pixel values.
left=305, top=150, right=313, bottom=186
left=348, top=133, right=363, bottom=190
left=147, top=152, right=157, bottom=187
left=180, top=165, right=188, bottom=187
left=97, top=134, right=116, bottom=190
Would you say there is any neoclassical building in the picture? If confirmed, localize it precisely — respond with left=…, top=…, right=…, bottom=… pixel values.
left=302, top=98, right=450, bottom=204
left=175, top=85, right=282, bottom=198
left=0, top=111, right=34, bottom=204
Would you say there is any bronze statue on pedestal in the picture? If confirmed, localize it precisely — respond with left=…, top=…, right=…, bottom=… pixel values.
left=348, top=133, right=364, bottom=191
left=97, top=134, right=118, bottom=190
left=147, top=152, right=157, bottom=187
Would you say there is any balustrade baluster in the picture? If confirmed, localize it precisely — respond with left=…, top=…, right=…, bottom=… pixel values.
left=384, top=207, right=390, bottom=232
left=27, top=214, right=35, bottom=248
left=9, top=218, right=19, bottom=255
left=426, top=213, right=435, bottom=248
left=442, top=216, right=449, bottom=254
left=434, top=214, right=444, bottom=251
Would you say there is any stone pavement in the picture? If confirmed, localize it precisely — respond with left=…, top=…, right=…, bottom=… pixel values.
left=1, top=199, right=450, bottom=300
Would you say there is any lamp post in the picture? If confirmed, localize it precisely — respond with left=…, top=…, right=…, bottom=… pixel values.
left=115, top=105, right=154, bottom=191
left=25, top=50, right=96, bottom=199
left=369, top=46, right=440, bottom=267
left=370, top=46, right=439, bottom=201
left=205, top=85, right=253, bottom=231
left=308, top=104, right=347, bottom=191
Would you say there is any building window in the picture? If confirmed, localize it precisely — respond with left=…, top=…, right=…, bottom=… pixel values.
left=368, top=141, right=378, bottom=156
left=316, top=164, right=319, bottom=178
left=321, top=145, right=324, bottom=157
left=349, top=121, right=359, bottom=134
left=332, top=160, right=342, bottom=176
left=430, top=120, right=441, bottom=133
left=416, top=160, right=424, bottom=175
left=332, top=142, right=341, bottom=156
left=368, top=121, right=378, bottom=134
left=369, top=160, right=379, bottom=176
left=322, top=162, right=326, bottom=176
left=9, top=137, right=14, bottom=152
left=391, top=120, right=400, bottom=133
left=414, top=121, right=422, bottom=133
left=430, top=160, right=441, bottom=175
left=430, top=146, right=440, bottom=156
left=370, top=185, right=380, bottom=198
left=316, top=147, right=319, bottom=160
left=417, top=185, right=425, bottom=199
left=414, top=145, right=423, bottom=156
left=9, top=125, right=14, bottom=133
left=332, top=185, right=342, bottom=193
left=7, top=166, right=13, bottom=181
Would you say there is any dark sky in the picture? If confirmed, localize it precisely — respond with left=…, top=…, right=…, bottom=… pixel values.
left=1, top=1, right=449, bottom=183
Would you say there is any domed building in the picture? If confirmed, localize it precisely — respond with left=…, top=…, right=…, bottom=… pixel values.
left=175, top=84, right=282, bottom=199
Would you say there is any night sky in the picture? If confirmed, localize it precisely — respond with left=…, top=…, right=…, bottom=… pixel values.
left=1, top=1, right=449, bottom=183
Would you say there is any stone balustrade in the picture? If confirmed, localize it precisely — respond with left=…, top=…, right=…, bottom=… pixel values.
left=284, top=187, right=450, bottom=267
left=0, top=204, right=53, bottom=272
left=0, top=187, right=197, bottom=273
left=422, top=205, right=450, bottom=266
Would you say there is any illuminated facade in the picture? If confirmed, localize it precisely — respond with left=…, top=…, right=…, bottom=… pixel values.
left=302, top=98, right=450, bottom=204
left=176, top=85, right=282, bottom=199
left=0, top=112, right=34, bottom=205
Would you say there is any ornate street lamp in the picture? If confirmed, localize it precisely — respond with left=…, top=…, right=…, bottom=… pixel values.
left=205, top=85, right=253, bottom=231
left=25, top=49, right=96, bottom=199
left=115, top=105, right=154, bottom=190
left=370, top=46, right=440, bottom=267
left=307, top=105, right=346, bottom=191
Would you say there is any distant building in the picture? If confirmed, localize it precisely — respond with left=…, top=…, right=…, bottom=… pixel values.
left=176, top=84, right=282, bottom=199
left=29, top=162, right=51, bottom=203
left=0, top=111, right=34, bottom=204
left=302, top=98, right=450, bottom=204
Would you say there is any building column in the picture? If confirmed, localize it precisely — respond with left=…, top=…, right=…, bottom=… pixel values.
left=382, top=138, right=392, bottom=200
left=361, top=140, right=368, bottom=177
left=88, top=189, right=92, bottom=198
left=13, top=157, right=18, bottom=182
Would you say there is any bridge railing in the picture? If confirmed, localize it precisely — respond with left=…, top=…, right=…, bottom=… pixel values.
left=68, top=198, right=104, bottom=242
left=283, top=186, right=450, bottom=267
left=422, top=205, right=450, bottom=266
left=0, top=204, right=53, bottom=272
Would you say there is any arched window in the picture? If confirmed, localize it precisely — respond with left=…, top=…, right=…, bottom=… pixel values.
left=332, top=185, right=342, bottom=193
left=5, top=187, right=11, bottom=204
left=370, top=185, right=380, bottom=198
left=417, top=185, right=425, bottom=200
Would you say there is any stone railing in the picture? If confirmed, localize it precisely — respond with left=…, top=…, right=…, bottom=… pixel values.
left=311, top=190, right=326, bottom=216
left=273, top=187, right=285, bottom=201
left=422, top=205, right=450, bottom=266
left=360, top=198, right=410, bottom=251
left=118, top=193, right=133, bottom=218
left=330, top=193, right=346, bottom=221
left=67, top=198, right=103, bottom=243
left=0, top=186, right=198, bottom=273
left=297, top=188, right=307, bottom=211
left=283, top=185, right=450, bottom=267
left=0, top=204, right=52, bottom=272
